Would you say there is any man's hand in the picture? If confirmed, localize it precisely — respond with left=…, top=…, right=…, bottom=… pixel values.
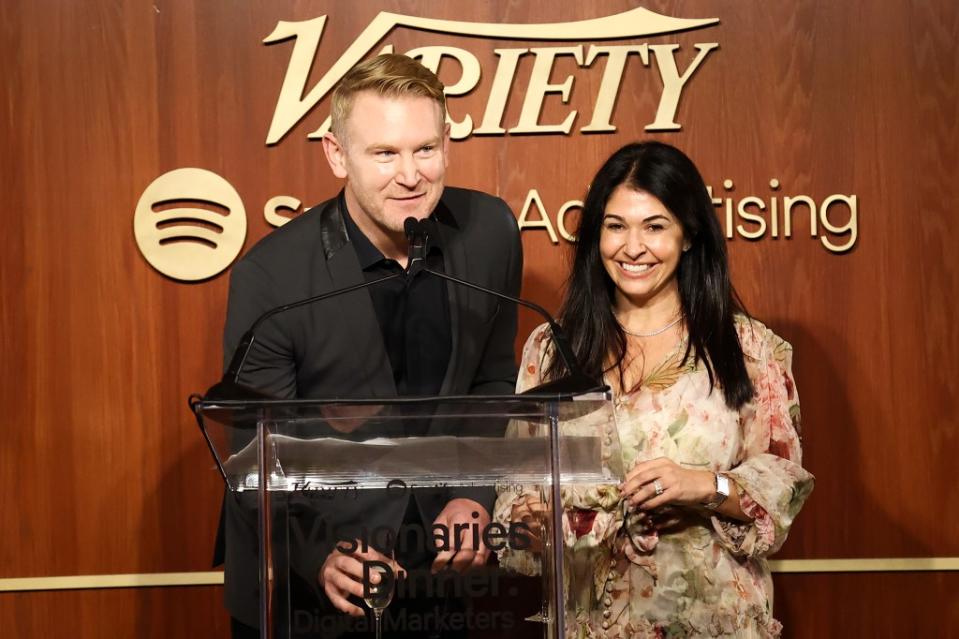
left=431, top=498, right=491, bottom=573
left=318, top=404, right=384, bottom=434
left=318, top=542, right=403, bottom=617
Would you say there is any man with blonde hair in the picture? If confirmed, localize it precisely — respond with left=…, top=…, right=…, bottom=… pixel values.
left=221, top=53, right=522, bottom=637
left=321, top=53, right=455, bottom=267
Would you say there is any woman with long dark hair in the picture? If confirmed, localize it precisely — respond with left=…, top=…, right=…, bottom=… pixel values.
left=495, top=142, right=814, bottom=637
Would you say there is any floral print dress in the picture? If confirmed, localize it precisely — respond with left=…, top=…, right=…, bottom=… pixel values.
left=494, top=318, right=814, bottom=638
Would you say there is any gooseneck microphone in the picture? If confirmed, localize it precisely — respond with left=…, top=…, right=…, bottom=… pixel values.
left=205, top=214, right=604, bottom=400
left=209, top=273, right=404, bottom=400
left=207, top=217, right=435, bottom=400
left=402, top=216, right=603, bottom=395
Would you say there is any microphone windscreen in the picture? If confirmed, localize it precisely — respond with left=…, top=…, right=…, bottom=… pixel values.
left=404, top=217, right=419, bottom=240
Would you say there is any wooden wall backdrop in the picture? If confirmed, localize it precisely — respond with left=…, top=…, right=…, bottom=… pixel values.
left=1, top=0, right=957, bottom=636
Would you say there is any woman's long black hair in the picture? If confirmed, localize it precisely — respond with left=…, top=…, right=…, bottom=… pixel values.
left=546, top=141, right=754, bottom=409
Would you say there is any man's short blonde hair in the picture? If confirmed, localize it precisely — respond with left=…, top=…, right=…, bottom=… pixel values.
left=330, top=54, right=447, bottom=139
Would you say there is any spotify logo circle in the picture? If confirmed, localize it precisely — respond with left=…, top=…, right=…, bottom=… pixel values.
left=134, top=168, right=246, bottom=281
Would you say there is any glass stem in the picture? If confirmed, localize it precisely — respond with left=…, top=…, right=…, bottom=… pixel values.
left=375, top=608, right=383, bottom=639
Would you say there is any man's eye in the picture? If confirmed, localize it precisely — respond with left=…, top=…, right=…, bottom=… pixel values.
left=375, top=150, right=395, bottom=158
left=418, top=145, right=435, bottom=154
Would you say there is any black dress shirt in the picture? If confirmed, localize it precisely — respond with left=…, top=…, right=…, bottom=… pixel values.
left=340, top=196, right=452, bottom=396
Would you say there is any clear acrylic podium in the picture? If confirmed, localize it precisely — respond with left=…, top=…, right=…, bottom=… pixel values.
left=193, top=392, right=621, bottom=639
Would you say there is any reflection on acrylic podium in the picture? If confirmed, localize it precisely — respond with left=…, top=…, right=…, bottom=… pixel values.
left=193, top=393, right=622, bottom=638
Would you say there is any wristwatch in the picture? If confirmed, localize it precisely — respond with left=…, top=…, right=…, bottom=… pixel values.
left=702, top=473, right=730, bottom=510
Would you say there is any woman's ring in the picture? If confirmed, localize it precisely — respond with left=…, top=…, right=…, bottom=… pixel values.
left=653, top=480, right=664, bottom=496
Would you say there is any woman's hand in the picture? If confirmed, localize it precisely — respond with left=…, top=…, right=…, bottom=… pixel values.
left=619, top=457, right=714, bottom=511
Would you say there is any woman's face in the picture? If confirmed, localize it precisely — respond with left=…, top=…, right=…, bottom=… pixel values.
left=599, top=185, right=688, bottom=310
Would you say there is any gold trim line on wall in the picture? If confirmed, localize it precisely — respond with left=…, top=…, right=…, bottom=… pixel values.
left=2, top=559, right=959, bottom=593
left=0, top=571, right=224, bottom=593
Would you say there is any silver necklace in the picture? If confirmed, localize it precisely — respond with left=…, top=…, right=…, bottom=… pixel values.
left=618, top=316, right=681, bottom=338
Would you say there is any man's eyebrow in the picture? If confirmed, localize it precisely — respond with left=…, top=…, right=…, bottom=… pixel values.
left=364, top=139, right=442, bottom=153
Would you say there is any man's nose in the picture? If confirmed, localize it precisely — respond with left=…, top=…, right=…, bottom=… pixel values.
left=394, top=155, right=420, bottom=187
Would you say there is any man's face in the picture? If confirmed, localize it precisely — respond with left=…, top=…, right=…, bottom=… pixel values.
left=323, top=92, right=449, bottom=244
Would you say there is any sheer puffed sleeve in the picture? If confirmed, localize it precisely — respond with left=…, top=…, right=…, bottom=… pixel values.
left=514, top=322, right=553, bottom=394
left=711, top=323, right=815, bottom=558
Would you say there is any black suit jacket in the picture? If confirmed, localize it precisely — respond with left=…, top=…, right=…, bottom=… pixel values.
left=218, top=187, right=522, bottom=626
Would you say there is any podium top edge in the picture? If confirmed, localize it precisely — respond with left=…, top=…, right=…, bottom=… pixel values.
left=192, top=389, right=612, bottom=411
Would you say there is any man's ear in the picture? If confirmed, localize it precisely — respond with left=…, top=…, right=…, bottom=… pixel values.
left=322, top=132, right=349, bottom=179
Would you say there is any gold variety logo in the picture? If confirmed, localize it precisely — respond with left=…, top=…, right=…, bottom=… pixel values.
left=264, top=7, right=719, bottom=143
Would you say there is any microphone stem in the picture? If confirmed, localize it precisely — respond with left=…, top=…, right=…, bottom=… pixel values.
left=421, top=267, right=584, bottom=383
left=251, top=272, right=403, bottom=333
left=227, top=272, right=405, bottom=384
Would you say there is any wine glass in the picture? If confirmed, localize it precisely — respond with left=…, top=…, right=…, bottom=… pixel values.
left=363, top=556, right=395, bottom=639
left=525, top=486, right=553, bottom=625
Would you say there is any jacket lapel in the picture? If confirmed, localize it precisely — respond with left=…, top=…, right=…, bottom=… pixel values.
left=433, top=201, right=470, bottom=395
left=317, top=198, right=397, bottom=398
